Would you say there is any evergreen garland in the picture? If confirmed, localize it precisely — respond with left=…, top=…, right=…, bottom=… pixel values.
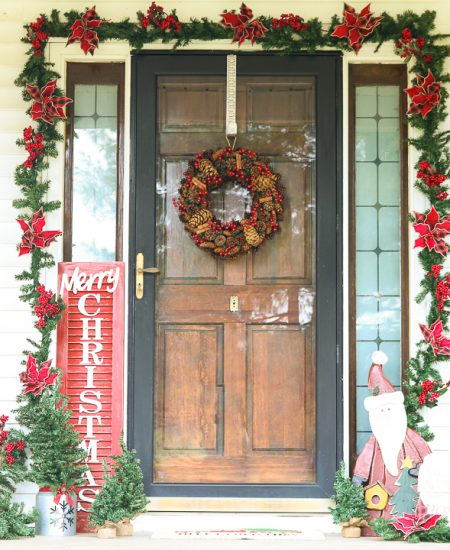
left=9, top=4, right=450, bottom=531
left=371, top=516, right=450, bottom=543
left=0, top=493, right=38, bottom=540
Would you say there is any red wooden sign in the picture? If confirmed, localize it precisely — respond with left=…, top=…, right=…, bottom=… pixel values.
left=57, top=262, right=125, bottom=532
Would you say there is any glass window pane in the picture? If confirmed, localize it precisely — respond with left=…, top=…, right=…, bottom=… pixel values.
left=354, top=83, right=403, bottom=450
left=355, top=162, right=377, bottom=206
left=72, top=84, right=118, bottom=261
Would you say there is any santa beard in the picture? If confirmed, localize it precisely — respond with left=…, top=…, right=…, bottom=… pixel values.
left=365, top=392, right=408, bottom=477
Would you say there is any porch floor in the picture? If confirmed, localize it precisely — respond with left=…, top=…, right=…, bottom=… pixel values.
left=0, top=533, right=439, bottom=549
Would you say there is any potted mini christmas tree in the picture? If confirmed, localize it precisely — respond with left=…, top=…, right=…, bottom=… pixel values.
left=14, top=356, right=87, bottom=536
left=89, top=438, right=147, bottom=538
left=330, top=462, right=368, bottom=538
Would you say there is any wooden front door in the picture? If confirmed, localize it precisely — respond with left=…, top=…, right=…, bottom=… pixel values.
left=130, top=53, right=342, bottom=498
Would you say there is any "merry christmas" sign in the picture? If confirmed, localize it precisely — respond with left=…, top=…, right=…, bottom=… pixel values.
left=57, top=262, right=125, bottom=532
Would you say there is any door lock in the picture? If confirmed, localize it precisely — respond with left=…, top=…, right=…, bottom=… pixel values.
left=136, top=252, right=160, bottom=300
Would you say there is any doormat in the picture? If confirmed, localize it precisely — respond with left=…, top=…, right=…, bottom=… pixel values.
left=151, top=528, right=326, bottom=540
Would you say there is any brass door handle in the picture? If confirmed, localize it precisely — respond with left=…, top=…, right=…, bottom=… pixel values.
left=136, top=252, right=159, bottom=300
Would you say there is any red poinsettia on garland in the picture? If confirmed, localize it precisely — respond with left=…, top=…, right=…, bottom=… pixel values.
left=405, top=70, right=441, bottom=119
left=331, top=3, right=383, bottom=54
left=419, top=318, right=450, bottom=356
left=413, top=206, right=450, bottom=256
left=392, top=501, right=442, bottom=539
left=26, top=79, right=72, bottom=125
left=67, top=6, right=107, bottom=55
left=17, top=208, right=62, bottom=256
left=19, top=354, right=59, bottom=396
left=220, top=3, right=268, bottom=46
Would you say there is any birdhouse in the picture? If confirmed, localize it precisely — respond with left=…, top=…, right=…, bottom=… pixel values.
left=364, top=482, right=391, bottom=511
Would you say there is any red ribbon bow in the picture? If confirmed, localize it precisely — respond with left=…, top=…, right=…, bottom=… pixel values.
left=54, top=484, right=76, bottom=506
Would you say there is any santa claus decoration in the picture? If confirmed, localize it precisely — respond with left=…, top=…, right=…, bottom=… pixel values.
left=352, top=351, right=432, bottom=536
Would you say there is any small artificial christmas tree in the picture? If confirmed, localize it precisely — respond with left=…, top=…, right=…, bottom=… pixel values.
left=15, top=390, right=87, bottom=491
left=0, top=414, right=37, bottom=540
left=330, top=462, right=368, bottom=537
left=389, top=459, right=419, bottom=516
left=89, top=438, right=147, bottom=534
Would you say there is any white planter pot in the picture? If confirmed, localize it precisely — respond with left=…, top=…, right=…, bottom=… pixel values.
left=36, top=489, right=77, bottom=536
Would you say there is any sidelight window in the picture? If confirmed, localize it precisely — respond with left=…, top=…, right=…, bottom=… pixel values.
left=349, top=65, right=409, bottom=458
left=64, top=63, right=124, bottom=261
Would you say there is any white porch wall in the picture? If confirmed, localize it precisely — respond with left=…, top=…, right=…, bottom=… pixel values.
left=0, top=0, right=449, bottom=512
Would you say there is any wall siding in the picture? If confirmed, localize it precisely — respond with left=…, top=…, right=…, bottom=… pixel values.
left=0, top=0, right=449, bottom=516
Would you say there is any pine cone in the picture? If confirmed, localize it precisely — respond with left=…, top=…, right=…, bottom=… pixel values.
left=263, top=202, right=275, bottom=212
left=243, top=222, right=263, bottom=247
left=199, top=159, right=218, bottom=178
left=226, top=236, right=238, bottom=247
left=228, top=246, right=241, bottom=256
left=214, top=234, right=226, bottom=247
left=235, top=232, right=246, bottom=246
left=204, top=229, right=217, bottom=242
left=256, top=221, right=266, bottom=234
left=274, top=202, right=283, bottom=214
left=189, top=209, right=212, bottom=228
left=253, top=173, right=277, bottom=193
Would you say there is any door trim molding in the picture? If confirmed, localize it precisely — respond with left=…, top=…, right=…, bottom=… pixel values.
left=129, top=51, right=343, bottom=499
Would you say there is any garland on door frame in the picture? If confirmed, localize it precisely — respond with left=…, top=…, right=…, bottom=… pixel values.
left=8, top=5, right=450, bottom=500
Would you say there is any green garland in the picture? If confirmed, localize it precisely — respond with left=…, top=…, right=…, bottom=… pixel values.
left=12, top=4, right=450, bottom=488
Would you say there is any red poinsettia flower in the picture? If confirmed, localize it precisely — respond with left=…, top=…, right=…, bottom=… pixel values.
left=419, top=319, right=450, bottom=356
left=17, top=208, right=62, bottom=256
left=67, top=6, right=107, bottom=55
left=26, top=79, right=72, bottom=125
left=413, top=206, right=450, bottom=256
left=392, top=501, right=441, bottom=538
left=19, top=354, right=59, bottom=396
left=405, top=70, right=441, bottom=119
left=331, top=3, right=383, bottom=54
left=220, top=3, right=268, bottom=46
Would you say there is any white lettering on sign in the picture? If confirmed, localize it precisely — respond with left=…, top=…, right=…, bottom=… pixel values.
left=78, top=294, right=101, bottom=317
left=78, top=488, right=100, bottom=513
left=60, top=266, right=120, bottom=295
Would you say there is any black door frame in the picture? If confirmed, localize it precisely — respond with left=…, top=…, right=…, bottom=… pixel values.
left=129, top=52, right=343, bottom=498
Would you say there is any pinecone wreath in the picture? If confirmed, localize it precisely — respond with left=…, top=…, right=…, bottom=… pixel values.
left=173, top=147, right=285, bottom=259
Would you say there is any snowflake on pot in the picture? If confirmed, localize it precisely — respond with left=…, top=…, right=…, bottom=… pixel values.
left=405, top=70, right=441, bottom=119
left=17, top=208, right=62, bottom=256
left=220, top=3, right=268, bottom=46
left=67, top=6, right=107, bottom=55
left=413, top=206, right=450, bottom=256
left=26, top=79, right=72, bottom=125
left=49, top=502, right=75, bottom=532
left=331, top=3, right=383, bottom=54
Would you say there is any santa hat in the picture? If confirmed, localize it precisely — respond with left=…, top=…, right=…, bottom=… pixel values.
left=364, top=351, right=404, bottom=412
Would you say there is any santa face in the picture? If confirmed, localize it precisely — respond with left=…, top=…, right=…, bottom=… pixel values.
left=364, top=391, right=407, bottom=477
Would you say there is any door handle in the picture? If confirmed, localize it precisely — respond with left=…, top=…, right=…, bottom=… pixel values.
left=136, top=252, right=160, bottom=300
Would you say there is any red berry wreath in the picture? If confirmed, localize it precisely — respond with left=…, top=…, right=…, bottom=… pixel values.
left=173, top=147, right=285, bottom=259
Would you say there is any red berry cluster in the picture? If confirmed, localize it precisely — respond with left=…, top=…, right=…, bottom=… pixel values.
left=0, top=415, right=26, bottom=466
left=430, top=264, right=443, bottom=279
left=435, top=276, right=450, bottom=311
left=271, top=13, right=308, bottom=32
left=140, top=2, right=182, bottom=33
left=418, top=379, right=441, bottom=405
left=28, top=16, right=49, bottom=57
left=34, top=285, right=60, bottom=329
left=395, top=28, right=432, bottom=63
left=22, top=126, right=45, bottom=169
left=417, top=161, right=447, bottom=188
